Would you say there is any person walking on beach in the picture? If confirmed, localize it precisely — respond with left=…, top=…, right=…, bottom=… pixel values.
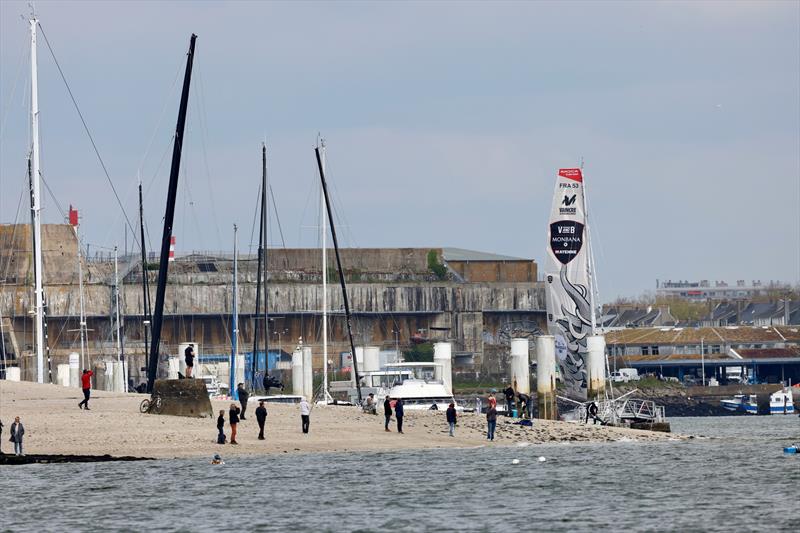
left=216, top=410, right=226, bottom=444
left=184, top=344, right=195, bottom=378
left=229, top=403, right=240, bottom=445
left=446, top=402, right=457, bottom=437
left=486, top=404, right=497, bottom=441
left=78, top=369, right=94, bottom=410
left=383, top=396, right=392, bottom=432
left=395, top=398, right=404, bottom=434
left=255, top=400, right=267, bottom=440
left=300, top=397, right=311, bottom=434
left=237, top=383, right=249, bottom=420
left=0, top=419, right=4, bottom=454
left=10, top=416, right=24, bottom=456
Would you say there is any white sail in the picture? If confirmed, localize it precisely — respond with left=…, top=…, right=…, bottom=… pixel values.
left=545, top=168, right=593, bottom=401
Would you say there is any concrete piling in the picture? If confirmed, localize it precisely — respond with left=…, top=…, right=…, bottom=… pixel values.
left=586, top=335, right=606, bottom=401
left=536, top=335, right=557, bottom=420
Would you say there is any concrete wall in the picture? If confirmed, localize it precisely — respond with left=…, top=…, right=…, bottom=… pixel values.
left=447, top=260, right=537, bottom=283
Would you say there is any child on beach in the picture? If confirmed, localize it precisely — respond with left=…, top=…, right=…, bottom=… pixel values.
left=216, top=410, right=226, bottom=444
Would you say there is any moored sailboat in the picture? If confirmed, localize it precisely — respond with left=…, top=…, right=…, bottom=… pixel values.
left=544, top=167, right=668, bottom=430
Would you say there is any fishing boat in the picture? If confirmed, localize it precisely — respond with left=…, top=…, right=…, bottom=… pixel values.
left=545, top=167, right=668, bottom=429
left=719, top=394, right=758, bottom=414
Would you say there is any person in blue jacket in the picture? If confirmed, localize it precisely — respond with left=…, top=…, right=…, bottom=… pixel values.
left=394, top=398, right=404, bottom=434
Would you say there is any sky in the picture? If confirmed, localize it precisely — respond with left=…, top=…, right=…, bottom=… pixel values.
left=1, top=0, right=798, bottom=301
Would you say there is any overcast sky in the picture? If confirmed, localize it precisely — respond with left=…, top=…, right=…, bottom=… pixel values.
left=1, top=0, right=798, bottom=300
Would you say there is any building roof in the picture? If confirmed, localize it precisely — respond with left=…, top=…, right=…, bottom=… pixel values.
left=441, top=248, right=527, bottom=262
left=605, top=326, right=793, bottom=346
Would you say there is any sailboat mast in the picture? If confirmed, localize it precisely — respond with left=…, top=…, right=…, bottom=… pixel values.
left=580, top=164, right=597, bottom=334
left=320, top=138, right=330, bottom=402
left=74, top=223, right=87, bottom=371
left=314, top=146, right=362, bottom=404
left=29, top=14, right=45, bottom=383
left=262, top=145, right=270, bottom=385
left=147, top=34, right=197, bottom=393
left=252, top=145, right=265, bottom=389
left=138, top=179, right=151, bottom=367
left=114, top=246, right=122, bottom=367
left=231, top=224, right=239, bottom=399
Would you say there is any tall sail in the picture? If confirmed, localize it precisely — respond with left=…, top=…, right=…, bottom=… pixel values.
left=545, top=168, right=592, bottom=401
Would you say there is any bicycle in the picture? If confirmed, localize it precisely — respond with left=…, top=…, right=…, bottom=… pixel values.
left=139, top=394, right=164, bottom=414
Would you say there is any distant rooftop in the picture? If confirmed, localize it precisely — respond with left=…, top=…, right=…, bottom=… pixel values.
left=442, top=248, right=527, bottom=262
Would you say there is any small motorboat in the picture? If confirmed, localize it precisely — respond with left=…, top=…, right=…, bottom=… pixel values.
left=769, top=388, right=796, bottom=415
left=783, top=445, right=798, bottom=454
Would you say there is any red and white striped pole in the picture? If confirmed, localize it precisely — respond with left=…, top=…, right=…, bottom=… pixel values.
left=168, top=235, right=176, bottom=262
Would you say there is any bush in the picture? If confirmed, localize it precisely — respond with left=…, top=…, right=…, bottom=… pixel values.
left=427, top=250, right=447, bottom=280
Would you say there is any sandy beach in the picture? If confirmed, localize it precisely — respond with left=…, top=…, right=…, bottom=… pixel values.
left=0, top=381, right=677, bottom=459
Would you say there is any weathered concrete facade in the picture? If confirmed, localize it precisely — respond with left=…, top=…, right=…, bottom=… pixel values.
left=1, top=224, right=546, bottom=383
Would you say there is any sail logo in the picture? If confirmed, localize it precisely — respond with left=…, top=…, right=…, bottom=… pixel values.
left=549, top=221, right=584, bottom=264
left=560, top=194, right=577, bottom=215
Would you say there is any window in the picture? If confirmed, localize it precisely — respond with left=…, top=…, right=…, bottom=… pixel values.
left=711, top=345, right=721, bottom=354
left=703, top=344, right=709, bottom=355
left=651, top=346, right=659, bottom=355
left=641, top=346, right=650, bottom=355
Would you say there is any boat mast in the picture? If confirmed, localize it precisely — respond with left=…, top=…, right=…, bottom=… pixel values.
left=29, top=13, right=46, bottom=383
left=138, top=178, right=151, bottom=371
left=147, top=34, right=197, bottom=393
left=580, top=161, right=597, bottom=334
left=113, top=245, right=124, bottom=391
left=252, top=145, right=265, bottom=389
left=320, top=137, right=332, bottom=403
left=231, top=224, right=239, bottom=399
left=74, top=222, right=87, bottom=370
left=315, top=146, right=362, bottom=404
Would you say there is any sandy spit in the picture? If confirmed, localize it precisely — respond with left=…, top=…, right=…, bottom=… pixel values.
left=0, top=381, right=679, bottom=460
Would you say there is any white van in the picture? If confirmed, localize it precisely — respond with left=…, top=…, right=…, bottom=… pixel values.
left=619, top=368, right=640, bottom=381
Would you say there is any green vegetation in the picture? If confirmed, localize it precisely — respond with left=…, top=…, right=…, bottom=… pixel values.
left=427, top=249, right=447, bottom=280
left=403, top=342, right=434, bottom=362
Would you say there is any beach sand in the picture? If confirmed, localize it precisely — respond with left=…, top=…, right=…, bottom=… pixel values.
left=0, top=381, right=677, bottom=459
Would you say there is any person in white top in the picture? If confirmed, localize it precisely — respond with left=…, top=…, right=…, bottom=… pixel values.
left=299, top=398, right=310, bottom=434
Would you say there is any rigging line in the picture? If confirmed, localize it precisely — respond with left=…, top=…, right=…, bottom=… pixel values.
left=0, top=179, right=26, bottom=281
left=137, top=56, right=184, bottom=174
left=36, top=22, right=139, bottom=248
left=193, top=64, right=223, bottom=249
left=248, top=180, right=261, bottom=255
left=39, top=172, right=67, bottom=220
left=268, top=183, right=287, bottom=250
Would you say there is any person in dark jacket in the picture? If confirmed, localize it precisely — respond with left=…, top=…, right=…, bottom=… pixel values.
left=78, top=369, right=94, bottom=410
left=0, top=419, right=4, bottom=454
left=184, top=344, right=195, bottom=378
left=229, top=403, right=240, bottom=445
left=255, top=400, right=267, bottom=440
left=503, top=385, right=515, bottom=416
left=383, top=396, right=392, bottom=432
left=216, top=410, right=226, bottom=444
left=446, top=403, right=457, bottom=437
left=486, top=405, right=497, bottom=441
left=10, top=416, right=24, bottom=456
left=237, top=383, right=249, bottom=420
left=395, top=398, right=404, bottom=434
left=586, top=401, right=599, bottom=424
left=517, top=392, right=531, bottom=419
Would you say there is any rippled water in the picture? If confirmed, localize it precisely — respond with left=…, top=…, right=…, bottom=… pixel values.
left=3, top=416, right=798, bottom=532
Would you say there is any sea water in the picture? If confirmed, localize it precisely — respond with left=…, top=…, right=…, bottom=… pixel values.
left=2, top=416, right=797, bottom=532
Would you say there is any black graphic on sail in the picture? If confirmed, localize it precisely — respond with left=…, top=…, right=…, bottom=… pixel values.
left=549, top=221, right=584, bottom=265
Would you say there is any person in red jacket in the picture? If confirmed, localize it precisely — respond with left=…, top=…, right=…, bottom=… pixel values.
left=78, top=369, right=94, bottom=410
